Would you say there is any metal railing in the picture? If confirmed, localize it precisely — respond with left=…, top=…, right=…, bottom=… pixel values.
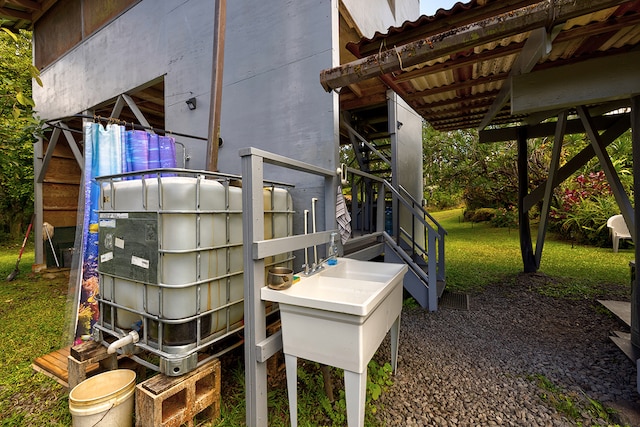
left=240, top=147, right=337, bottom=427
left=343, top=165, right=446, bottom=310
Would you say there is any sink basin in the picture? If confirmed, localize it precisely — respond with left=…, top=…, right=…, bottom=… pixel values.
left=261, top=257, right=408, bottom=427
left=320, top=258, right=401, bottom=282
left=261, top=258, right=407, bottom=316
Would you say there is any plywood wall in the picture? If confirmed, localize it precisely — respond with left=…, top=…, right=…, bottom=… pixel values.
left=42, top=136, right=82, bottom=228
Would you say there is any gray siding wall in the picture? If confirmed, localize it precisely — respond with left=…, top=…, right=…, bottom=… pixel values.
left=33, top=0, right=215, bottom=169
left=219, top=0, right=340, bottom=252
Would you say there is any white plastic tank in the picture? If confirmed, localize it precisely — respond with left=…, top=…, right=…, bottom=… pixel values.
left=98, top=175, right=292, bottom=352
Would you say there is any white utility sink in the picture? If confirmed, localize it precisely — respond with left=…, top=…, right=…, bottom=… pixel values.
left=261, top=257, right=406, bottom=316
left=261, top=257, right=408, bottom=427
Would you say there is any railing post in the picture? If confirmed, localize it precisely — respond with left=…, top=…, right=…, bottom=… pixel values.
left=241, top=152, right=269, bottom=427
left=428, top=230, right=438, bottom=311
left=377, top=182, right=385, bottom=233
left=437, top=231, right=446, bottom=283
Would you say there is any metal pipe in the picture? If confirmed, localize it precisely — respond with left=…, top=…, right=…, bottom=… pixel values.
left=311, top=198, right=318, bottom=267
left=303, top=210, right=309, bottom=274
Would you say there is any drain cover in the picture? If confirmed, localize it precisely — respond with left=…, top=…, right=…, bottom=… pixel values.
left=438, top=290, right=470, bottom=310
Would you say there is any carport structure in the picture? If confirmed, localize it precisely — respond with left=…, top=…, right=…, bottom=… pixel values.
left=322, top=0, right=640, bottom=357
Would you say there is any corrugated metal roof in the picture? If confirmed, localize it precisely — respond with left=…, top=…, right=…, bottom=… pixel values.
left=328, top=0, right=640, bottom=131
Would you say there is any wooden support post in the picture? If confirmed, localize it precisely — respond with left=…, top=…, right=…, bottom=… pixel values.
left=206, top=0, right=226, bottom=172
left=67, top=341, right=118, bottom=390
left=534, top=111, right=567, bottom=268
left=578, top=105, right=635, bottom=237
left=631, top=96, right=640, bottom=350
left=517, top=127, right=537, bottom=273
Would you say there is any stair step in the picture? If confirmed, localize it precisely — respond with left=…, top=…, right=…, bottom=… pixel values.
left=609, top=332, right=639, bottom=361
left=598, top=299, right=631, bottom=327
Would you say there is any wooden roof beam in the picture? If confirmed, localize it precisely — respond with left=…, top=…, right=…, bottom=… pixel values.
left=416, top=89, right=500, bottom=111
left=7, top=0, right=40, bottom=9
left=0, top=6, right=30, bottom=20
left=320, top=0, right=633, bottom=92
left=511, top=50, right=640, bottom=114
left=477, top=24, right=561, bottom=130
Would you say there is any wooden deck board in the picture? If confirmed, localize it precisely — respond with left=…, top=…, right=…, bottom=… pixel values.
left=32, top=346, right=100, bottom=389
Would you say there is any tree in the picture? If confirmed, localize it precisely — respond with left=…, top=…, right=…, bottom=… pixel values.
left=421, top=123, right=547, bottom=211
left=0, top=29, right=41, bottom=239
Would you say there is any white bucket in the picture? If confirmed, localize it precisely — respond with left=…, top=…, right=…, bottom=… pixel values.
left=68, top=369, right=136, bottom=427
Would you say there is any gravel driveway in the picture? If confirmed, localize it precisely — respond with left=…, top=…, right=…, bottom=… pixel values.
left=375, top=273, right=639, bottom=427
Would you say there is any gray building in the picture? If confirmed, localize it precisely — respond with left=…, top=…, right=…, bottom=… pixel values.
left=25, top=0, right=424, bottom=272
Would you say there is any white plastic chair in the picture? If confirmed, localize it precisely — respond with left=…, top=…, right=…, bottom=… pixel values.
left=607, top=214, right=632, bottom=253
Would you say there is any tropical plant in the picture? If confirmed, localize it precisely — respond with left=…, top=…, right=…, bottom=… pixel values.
left=549, top=171, right=625, bottom=246
left=0, top=29, right=41, bottom=239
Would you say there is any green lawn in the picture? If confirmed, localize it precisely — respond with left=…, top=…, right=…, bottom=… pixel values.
left=433, top=208, right=633, bottom=298
left=0, top=242, right=72, bottom=426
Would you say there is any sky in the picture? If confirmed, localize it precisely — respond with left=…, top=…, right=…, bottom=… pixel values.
left=419, top=0, right=460, bottom=17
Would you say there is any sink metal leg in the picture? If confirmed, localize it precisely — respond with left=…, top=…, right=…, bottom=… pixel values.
left=285, top=353, right=298, bottom=427
left=344, top=369, right=367, bottom=427
left=390, top=315, right=400, bottom=374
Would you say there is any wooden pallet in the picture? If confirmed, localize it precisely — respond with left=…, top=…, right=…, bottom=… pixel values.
left=32, top=346, right=100, bottom=389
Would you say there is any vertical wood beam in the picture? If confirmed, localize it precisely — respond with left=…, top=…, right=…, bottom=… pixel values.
left=517, top=127, right=537, bottom=273
left=535, top=111, right=567, bottom=268
left=523, top=114, right=630, bottom=211
left=631, top=95, right=640, bottom=348
left=206, top=0, right=226, bottom=172
left=33, top=134, right=44, bottom=264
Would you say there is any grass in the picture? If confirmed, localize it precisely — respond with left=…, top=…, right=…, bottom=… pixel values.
left=0, top=210, right=633, bottom=425
left=0, top=241, right=72, bottom=426
left=432, top=208, right=632, bottom=298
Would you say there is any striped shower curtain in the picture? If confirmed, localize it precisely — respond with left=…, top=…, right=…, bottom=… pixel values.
left=71, top=122, right=177, bottom=343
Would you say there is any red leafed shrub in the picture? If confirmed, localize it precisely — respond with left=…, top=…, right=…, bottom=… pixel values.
left=550, top=171, right=611, bottom=220
left=549, top=171, right=621, bottom=246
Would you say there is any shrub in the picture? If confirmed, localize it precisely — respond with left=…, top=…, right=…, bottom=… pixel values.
left=491, top=205, right=518, bottom=228
left=464, top=207, right=496, bottom=223
left=549, top=171, right=621, bottom=246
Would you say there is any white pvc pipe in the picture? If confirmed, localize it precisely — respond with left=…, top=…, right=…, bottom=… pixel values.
left=303, top=210, right=309, bottom=267
left=311, top=198, right=318, bottom=265
left=107, top=330, right=139, bottom=354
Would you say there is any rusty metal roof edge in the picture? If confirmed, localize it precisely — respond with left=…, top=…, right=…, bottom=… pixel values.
left=322, top=0, right=635, bottom=92
left=348, top=0, right=542, bottom=57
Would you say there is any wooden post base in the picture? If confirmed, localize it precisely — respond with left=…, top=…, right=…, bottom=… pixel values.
left=67, top=340, right=118, bottom=390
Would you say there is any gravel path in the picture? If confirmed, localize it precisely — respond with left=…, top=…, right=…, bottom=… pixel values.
left=375, top=273, right=639, bottom=427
